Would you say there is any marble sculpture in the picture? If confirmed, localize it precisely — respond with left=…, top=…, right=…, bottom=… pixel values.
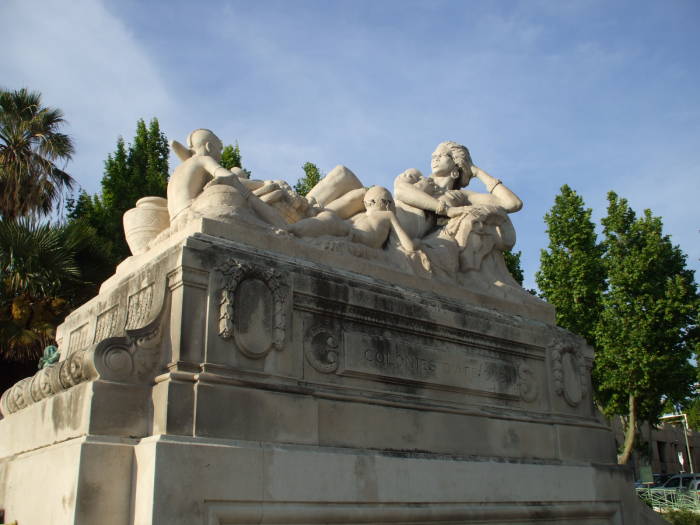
left=0, top=127, right=664, bottom=525
left=127, top=128, right=532, bottom=304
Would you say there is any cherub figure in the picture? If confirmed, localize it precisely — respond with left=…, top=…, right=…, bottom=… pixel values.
left=348, top=186, right=417, bottom=251
left=288, top=186, right=417, bottom=252
left=168, top=129, right=284, bottom=227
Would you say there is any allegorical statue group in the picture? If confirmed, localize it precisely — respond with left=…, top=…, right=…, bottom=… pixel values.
left=122, top=129, right=536, bottom=305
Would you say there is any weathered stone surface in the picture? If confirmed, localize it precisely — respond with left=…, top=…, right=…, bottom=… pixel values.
left=121, top=132, right=551, bottom=315
left=0, top=230, right=662, bottom=524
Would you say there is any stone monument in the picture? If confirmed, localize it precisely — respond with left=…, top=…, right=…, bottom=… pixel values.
left=0, top=130, right=662, bottom=524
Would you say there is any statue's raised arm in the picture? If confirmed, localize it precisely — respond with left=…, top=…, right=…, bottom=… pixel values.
left=388, top=141, right=533, bottom=304
left=427, top=141, right=522, bottom=213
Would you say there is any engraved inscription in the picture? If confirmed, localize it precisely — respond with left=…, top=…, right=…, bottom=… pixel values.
left=341, top=333, right=530, bottom=399
left=361, top=345, right=437, bottom=379
left=94, top=305, right=119, bottom=343
left=126, top=284, right=155, bottom=330
left=68, top=323, right=90, bottom=353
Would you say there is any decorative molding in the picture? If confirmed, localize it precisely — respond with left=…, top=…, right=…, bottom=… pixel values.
left=217, top=259, right=289, bottom=359
left=167, top=265, right=209, bottom=291
left=293, top=291, right=546, bottom=360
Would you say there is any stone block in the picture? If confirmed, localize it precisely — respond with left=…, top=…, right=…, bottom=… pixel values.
left=0, top=232, right=663, bottom=524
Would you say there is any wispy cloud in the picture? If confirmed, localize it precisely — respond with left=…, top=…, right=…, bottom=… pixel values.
left=1, top=0, right=175, bottom=193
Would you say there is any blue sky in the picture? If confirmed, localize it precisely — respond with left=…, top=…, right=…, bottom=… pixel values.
left=2, top=0, right=699, bottom=288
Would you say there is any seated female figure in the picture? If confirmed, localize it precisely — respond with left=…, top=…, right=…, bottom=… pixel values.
left=392, top=142, right=522, bottom=288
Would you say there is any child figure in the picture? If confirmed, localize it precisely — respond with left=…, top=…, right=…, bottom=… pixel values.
left=288, top=186, right=417, bottom=252
left=168, top=129, right=239, bottom=221
left=168, top=129, right=285, bottom=228
left=348, top=186, right=417, bottom=251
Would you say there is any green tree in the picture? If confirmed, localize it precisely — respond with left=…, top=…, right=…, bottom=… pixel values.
left=503, top=250, right=524, bottom=286
left=69, top=118, right=169, bottom=270
left=0, top=218, right=90, bottom=361
left=101, top=119, right=169, bottom=210
left=536, top=185, right=605, bottom=345
left=294, top=162, right=322, bottom=197
left=593, top=192, right=698, bottom=465
left=684, top=397, right=700, bottom=432
left=664, top=509, right=700, bottom=525
left=219, top=143, right=242, bottom=170
left=0, top=88, right=75, bottom=219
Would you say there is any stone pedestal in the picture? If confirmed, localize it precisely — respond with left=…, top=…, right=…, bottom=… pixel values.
left=0, top=221, right=663, bottom=524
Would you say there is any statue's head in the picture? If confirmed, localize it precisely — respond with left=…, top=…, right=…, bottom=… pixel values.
left=431, top=141, right=473, bottom=189
left=187, top=129, right=223, bottom=161
left=413, top=176, right=440, bottom=196
left=364, top=186, right=393, bottom=212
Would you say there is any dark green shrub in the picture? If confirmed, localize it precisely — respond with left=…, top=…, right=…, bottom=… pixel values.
left=665, top=509, right=700, bottom=525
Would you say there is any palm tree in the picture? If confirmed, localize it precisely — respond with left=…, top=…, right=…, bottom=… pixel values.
left=0, top=218, right=86, bottom=361
left=0, top=88, right=75, bottom=219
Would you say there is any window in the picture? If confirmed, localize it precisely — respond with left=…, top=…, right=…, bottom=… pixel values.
left=666, top=477, right=681, bottom=488
left=657, top=441, right=667, bottom=464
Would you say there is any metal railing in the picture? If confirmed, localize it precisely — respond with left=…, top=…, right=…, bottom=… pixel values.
left=637, top=487, right=700, bottom=512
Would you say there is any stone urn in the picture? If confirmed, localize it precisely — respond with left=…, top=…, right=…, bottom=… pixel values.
left=123, top=196, right=169, bottom=255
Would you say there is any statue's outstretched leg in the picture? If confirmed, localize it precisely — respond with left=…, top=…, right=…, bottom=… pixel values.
left=306, top=165, right=363, bottom=208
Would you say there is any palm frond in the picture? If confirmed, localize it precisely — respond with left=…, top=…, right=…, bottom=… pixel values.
left=0, top=88, right=75, bottom=218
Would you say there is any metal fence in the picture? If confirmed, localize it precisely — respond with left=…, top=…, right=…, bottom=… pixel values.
left=637, top=487, right=700, bottom=513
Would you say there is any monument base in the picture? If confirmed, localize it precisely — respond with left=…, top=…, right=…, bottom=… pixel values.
left=0, top=430, right=660, bottom=524
left=0, top=227, right=662, bottom=524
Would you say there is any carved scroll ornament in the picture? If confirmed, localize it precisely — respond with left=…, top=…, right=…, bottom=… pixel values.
left=0, top=292, right=167, bottom=417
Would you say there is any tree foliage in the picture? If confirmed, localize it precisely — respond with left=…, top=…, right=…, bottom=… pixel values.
left=68, top=118, right=169, bottom=269
left=294, top=162, right=322, bottom=197
left=664, top=509, right=700, bottom=525
left=0, top=88, right=75, bottom=219
left=684, top=397, right=700, bottom=432
left=503, top=250, right=524, bottom=286
left=592, top=192, right=698, bottom=464
left=536, top=185, right=605, bottom=345
left=219, top=143, right=242, bottom=170
left=0, top=218, right=94, bottom=361
left=102, top=118, right=169, bottom=207
left=537, top=187, right=698, bottom=465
